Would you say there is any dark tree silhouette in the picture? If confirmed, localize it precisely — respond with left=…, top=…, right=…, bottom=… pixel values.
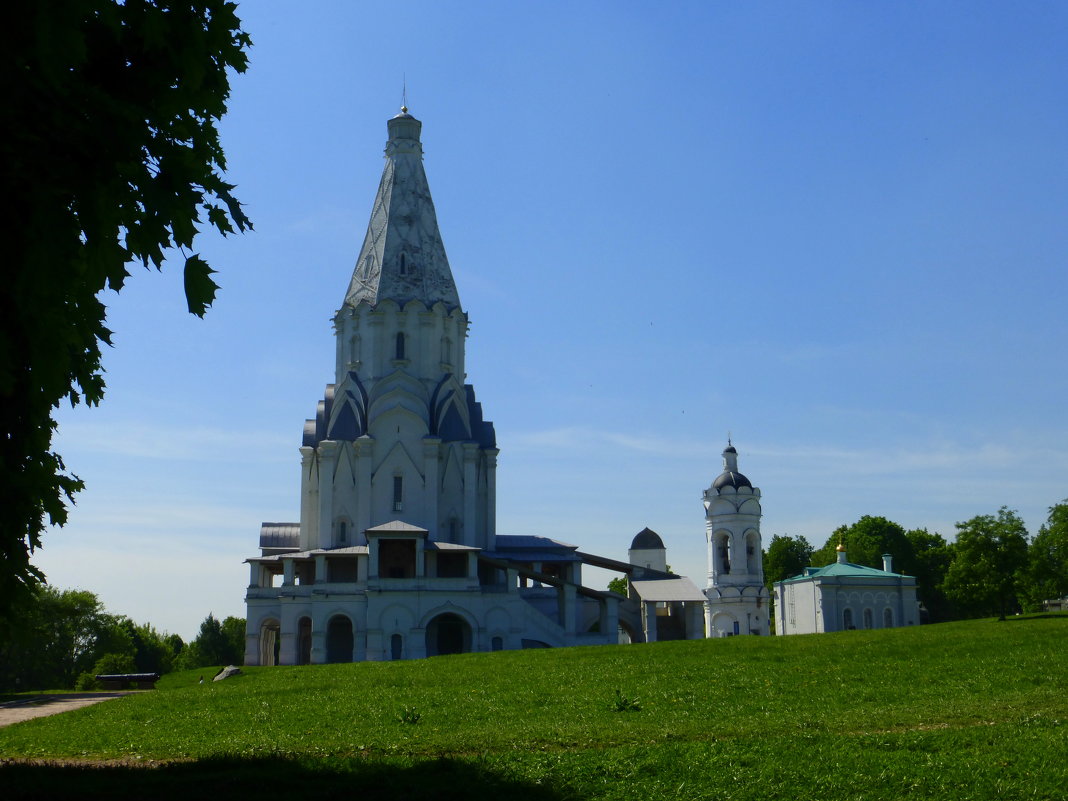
left=0, top=1, right=251, bottom=625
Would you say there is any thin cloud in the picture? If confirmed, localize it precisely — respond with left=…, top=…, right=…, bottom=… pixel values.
left=54, top=420, right=293, bottom=463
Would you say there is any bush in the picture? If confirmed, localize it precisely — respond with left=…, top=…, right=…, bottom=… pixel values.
left=74, top=672, right=98, bottom=691
left=92, top=652, right=137, bottom=677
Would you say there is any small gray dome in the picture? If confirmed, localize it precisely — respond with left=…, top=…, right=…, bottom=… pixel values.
left=630, top=527, right=664, bottom=550
left=712, top=470, right=752, bottom=490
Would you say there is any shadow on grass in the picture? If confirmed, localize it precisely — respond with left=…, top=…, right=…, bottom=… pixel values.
left=1003, top=613, right=1068, bottom=623
left=0, top=755, right=566, bottom=801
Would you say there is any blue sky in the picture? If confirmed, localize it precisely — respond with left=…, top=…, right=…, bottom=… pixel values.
left=36, top=1, right=1068, bottom=640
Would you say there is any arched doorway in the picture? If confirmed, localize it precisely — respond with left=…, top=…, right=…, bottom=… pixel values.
left=326, top=615, right=353, bottom=663
left=425, top=613, right=471, bottom=657
left=710, top=611, right=738, bottom=637
left=260, top=619, right=280, bottom=666
left=297, top=617, right=312, bottom=665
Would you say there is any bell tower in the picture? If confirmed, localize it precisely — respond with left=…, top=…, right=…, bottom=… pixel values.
left=702, top=442, right=769, bottom=636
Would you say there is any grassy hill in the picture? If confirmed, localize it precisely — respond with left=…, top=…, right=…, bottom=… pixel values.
left=1, top=615, right=1065, bottom=800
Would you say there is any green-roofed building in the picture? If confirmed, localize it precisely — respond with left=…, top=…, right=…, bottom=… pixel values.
left=773, top=545, right=921, bottom=635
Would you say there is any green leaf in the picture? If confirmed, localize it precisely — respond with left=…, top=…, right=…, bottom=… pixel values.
left=184, top=254, right=218, bottom=317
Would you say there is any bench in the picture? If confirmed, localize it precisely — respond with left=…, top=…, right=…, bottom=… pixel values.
left=94, top=673, right=161, bottom=690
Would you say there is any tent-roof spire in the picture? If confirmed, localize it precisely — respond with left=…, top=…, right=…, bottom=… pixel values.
left=343, top=109, right=461, bottom=311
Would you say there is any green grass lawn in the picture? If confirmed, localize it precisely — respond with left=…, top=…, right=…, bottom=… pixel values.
left=2, top=616, right=1065, bottom=800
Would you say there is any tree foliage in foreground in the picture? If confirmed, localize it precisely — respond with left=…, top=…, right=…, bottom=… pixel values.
left=810, top=516, right=916, bottom=573
left=905, top=527, right=954, bottom=622
left=0, top=586, right=185, bottom=691
left=1018, top=499, right=1068, bottom=611
left=177, top=613, right=246, bottom=670
left=0, top=0, right=251, bottom=626
left=942, top=507, right=1029, bottom=620
left=762, top=534, right=813, bottom=589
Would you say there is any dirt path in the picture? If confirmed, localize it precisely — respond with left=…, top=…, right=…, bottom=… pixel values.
left=0, top=693, right=135, bottom=728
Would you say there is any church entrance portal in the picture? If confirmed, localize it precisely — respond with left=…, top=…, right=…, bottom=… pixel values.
left=297, top=617, right=312, bottom=665
left=425, top=613, right=470, bottom=656
left=326, top=615, right=354, bottom=663
left=260, top=620, right=280, bottom=666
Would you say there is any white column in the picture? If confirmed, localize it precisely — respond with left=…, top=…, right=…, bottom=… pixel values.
left=317, top=441, right=338, bottom=549
left=310, top=609, right=326, bottom=665
left=462, top=442, right=479, bottom=546
left=484, top=448, right=499, bottom=546
left=687, top=603, right=705, bottom=639
left=643, top=602, right=657, bottom=643
left=299, top=446, right=318, bottom=551
left=423, top=437, right=441, bottom=534
left=355, top=436, right=373, bottom=536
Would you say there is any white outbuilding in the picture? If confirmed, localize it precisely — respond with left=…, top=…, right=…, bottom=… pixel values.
left=774, top=546, right=922, bottom=635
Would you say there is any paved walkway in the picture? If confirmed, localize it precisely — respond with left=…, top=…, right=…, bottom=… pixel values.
left=0, top=692, right=134, bottom=728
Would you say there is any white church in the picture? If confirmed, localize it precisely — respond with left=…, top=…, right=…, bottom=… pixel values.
left=242, top=109, right=769, bottom=665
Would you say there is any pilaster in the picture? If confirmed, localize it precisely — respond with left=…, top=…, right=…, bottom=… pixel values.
left=355, top=436, right=374, bottom=535
left=484, top=448, right=499, bottom=546
left=300, top=445, right=318, bottom=551
left=423, top=437, right=442, bottom=535
left=317, top=441, right=338, bottom=549
left=462, top=441, right=479, bottom=546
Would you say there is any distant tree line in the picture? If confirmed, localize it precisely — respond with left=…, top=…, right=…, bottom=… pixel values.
left=763, top=499, right=1068, bottom=626
left=0, top=587, right=245, bottom=692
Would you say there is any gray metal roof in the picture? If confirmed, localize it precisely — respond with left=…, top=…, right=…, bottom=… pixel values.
left=630, top=576, right=707, bottom=602
left=366, top=520, right=429, bottom=535
left=247, top=545, right=369, bottom=563
left=484, top=550, right=582, bottom=563
left=260, top=523, right=300, bottom=549
left=494, top=535, right=579, bottom=551
left=427, top=542, right=480, bottom=551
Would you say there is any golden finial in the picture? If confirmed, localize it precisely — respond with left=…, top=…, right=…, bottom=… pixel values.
left=835, top=540, right=846, bottom=552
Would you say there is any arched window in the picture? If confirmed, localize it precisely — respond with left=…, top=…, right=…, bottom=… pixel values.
left=338, top=520, right=347, bottom=544
left=717, top=534, right=731, bottom=575
left=395, top=332, right=406, bottom=360
left=883, top=607, right=894, bottom=628
left=863, top=608, right=873, bottom=629
left=843, top=608, right=854, bottom=630
left=393, top=475, right=403, bottom=511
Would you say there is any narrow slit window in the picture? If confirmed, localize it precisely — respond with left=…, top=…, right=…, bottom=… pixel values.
left=395, top=332, right=406, bottom=360
left=393, top=475, right=403, bottom=511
